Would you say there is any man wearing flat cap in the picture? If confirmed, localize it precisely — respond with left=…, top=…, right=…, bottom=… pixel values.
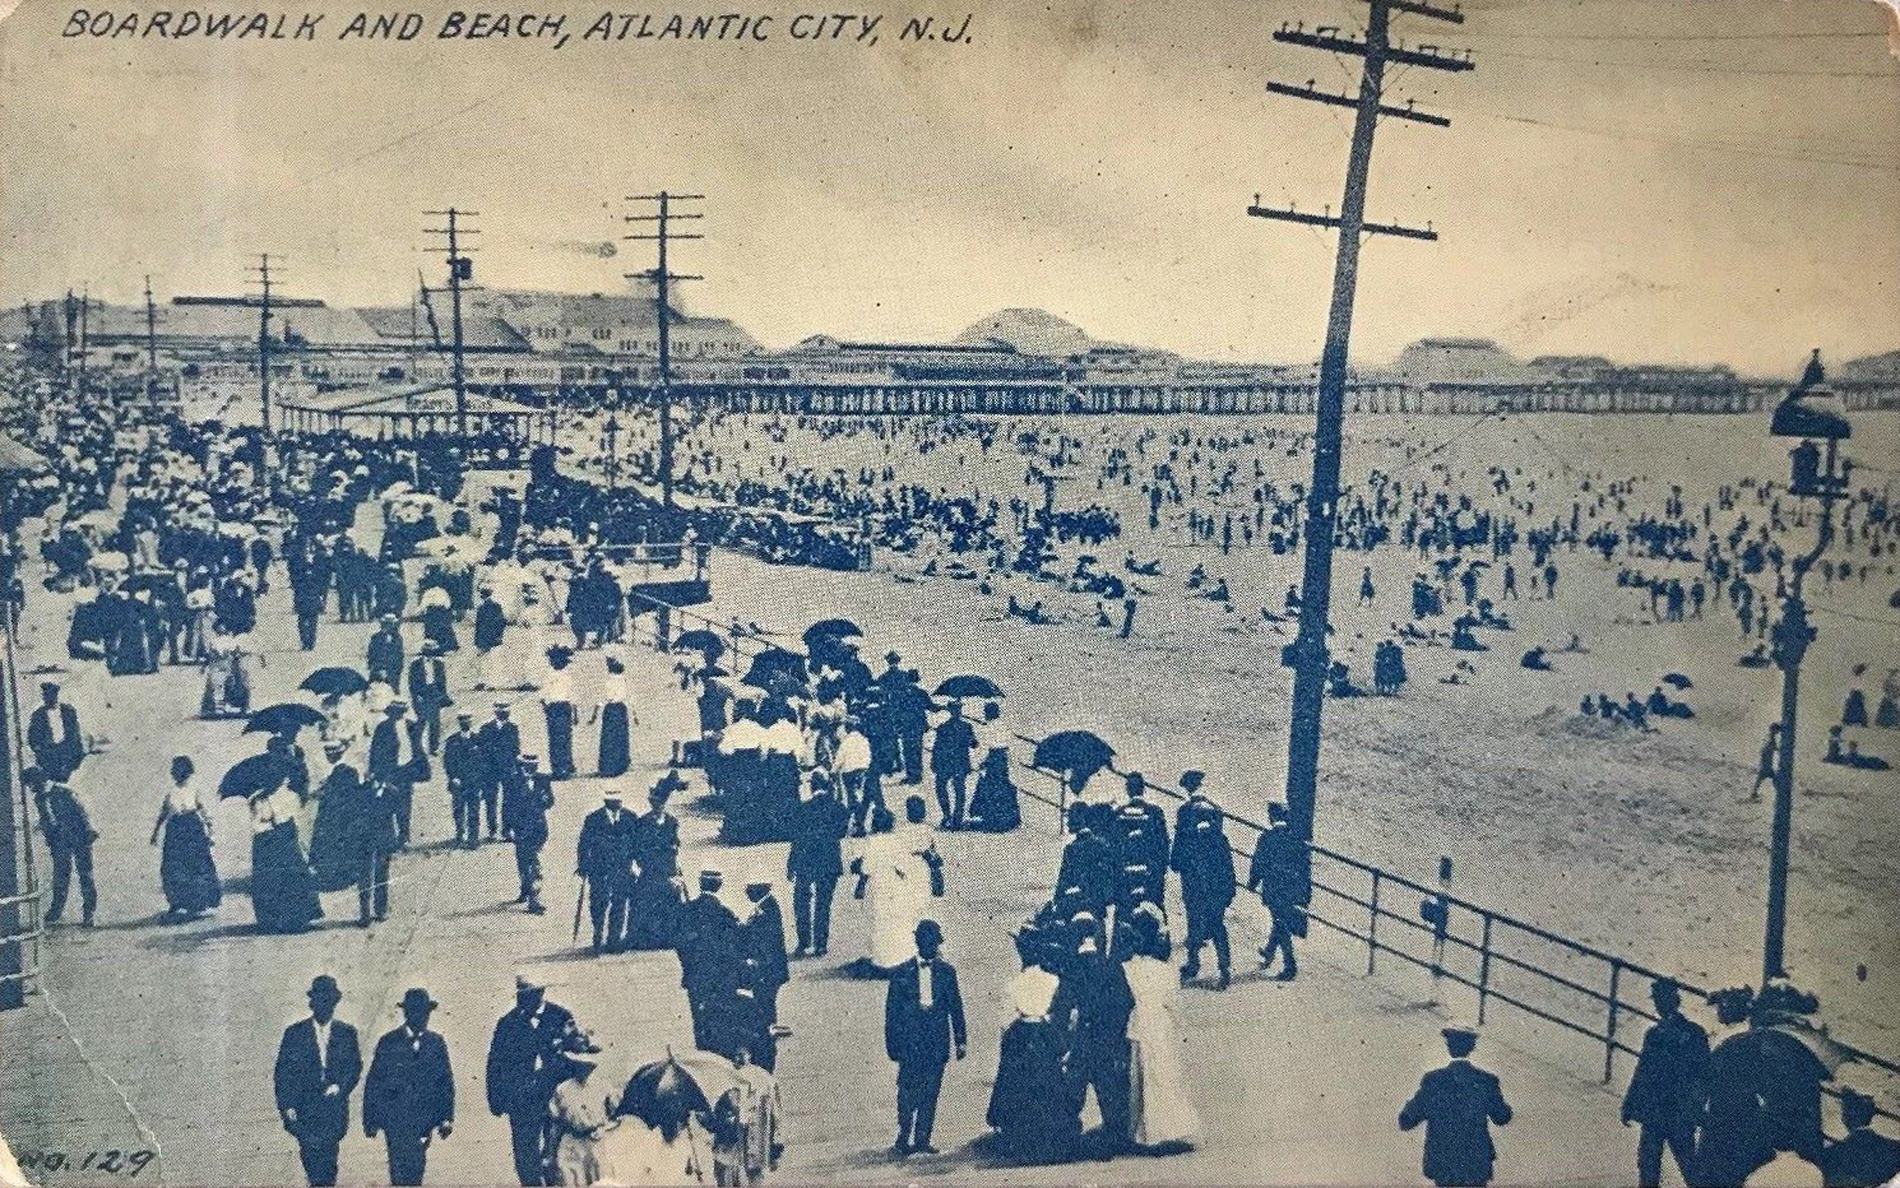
left=677, top=869, right=743, bottom=1054
left=485, top=974, right=574, bottom=1185
left=1620, top=978, right=1708, bottom=1188
left=441, top=711, right=484, bottom=849
left=1399, top=1025, right=1513, bottom=1188
left=273, top=975, right=362, bottom=1187
left=364, top=988, right=454, bottom=1186
left=1169, top=771, right=1235, bottom=989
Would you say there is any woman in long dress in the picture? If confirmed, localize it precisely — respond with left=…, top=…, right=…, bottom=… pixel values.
left=247, top=782, right=323, bottom=934
left=306, top=739, right=366, bottom=893
left=150, top=756, right=220, bottom=918
left=543, top=646, right=579, bottom=780
left=596, top=651, right=634, bottom=779
left=1121, top=906, right=1200, bottom=1149
left=856, top=796, right=942, bottom=971
left=546, top=1033, right=618, bottom=1186
left=986, top=929, right=1079, bottom=1162
left=968, top=703, right=1020, bottom=832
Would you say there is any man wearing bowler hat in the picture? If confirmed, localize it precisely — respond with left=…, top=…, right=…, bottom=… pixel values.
left=364, top=988, right=454, bottom=1186
left=476, top=702, right=521, bottom=842
left=1620, top=977, right=1709, bottom=1188
left=576, top=791, right=639, bottom=953
left=503, top=752, right=554, bottom=914
left=441, top=711, right=485, bottom=849
left=1399, top=1025, right=1513, bottom=1188
left=883, top=918, right=965, bottom=1156
left=273, top=975, right=362, bottom=1187
left=485, top=974, right=574, bottom=1186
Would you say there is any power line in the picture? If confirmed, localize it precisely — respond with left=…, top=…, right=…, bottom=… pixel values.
left=1463, top=28, right=1889, bottom=43
left=1453, top=107, right=1898, bottom=173
left=1479, top=46, right=1894, bottom=79
left=422, top=209, right=480, bottom=436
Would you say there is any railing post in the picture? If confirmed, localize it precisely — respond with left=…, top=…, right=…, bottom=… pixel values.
left=1366, top=868, right=1381, bottom=976
left=1477, top=914, right=1494, bottom=1024
left=1603, top=959, right=1623, bottom=1084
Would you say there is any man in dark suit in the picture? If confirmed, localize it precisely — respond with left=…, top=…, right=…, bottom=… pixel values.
left=1822, top=1089, right=1900, bottom=1188
left=1109, top=771, right=1168, bottom=909
left=356, top=757, right=403, bottom=926
left=366, top=613, right=406, bottom=691
left=1169, top=771, right=1235, bottom=988
left=627, top=776, right=684, bottom=950
left=30, top=766, right=97, bottom=927
left=27, top=681, right=83, bottom=782
left=1620, top=978, right=1709, bottom=1188
left=363, top=988, right=454, bottom=1187
left=473, top=586, right=507, bottom=690
left=1051, top=921, right=1135, bottom=1152
left=786, top=777, right=848, bottom=957
left=273, top=975, right=363, bottom=1187
left=475, top=703, right=521, bottom=842
left=1055, top=812, right=1117, bottom=919
left=502, top=753, right=553, bottom=914
left=1399, top=1026, right=1513, bottom=1188
left=676, top=869, right=743, bottom=1055
left=369, top=701, right=429, bottom=849
left=441, top=712, right=486, bottom=849
left=290, top=554, right=329, bottom=652
left=406, top=643, right=451, bottom=755
left=882, top=918, right=965, bottom=1156
left=484, top=974, right=574, bottom=1186
left=1246, top=802, right=1309, bottom=981
left=739, top=878, right=789, bottom=1069
left=928, top=701, right=976, bottom=828
left=576, top=792, right=639, bottom=953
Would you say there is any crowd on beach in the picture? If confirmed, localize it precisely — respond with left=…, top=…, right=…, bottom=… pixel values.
left=8, top=352, right=1900, bottom=1188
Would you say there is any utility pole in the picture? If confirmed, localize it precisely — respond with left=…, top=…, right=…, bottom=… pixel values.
left=625, top=191, right=704, bottom=509
left=143, top=275, right=163, bottom=404
left=75, top=285, right=91, bottom=400
left=1250, top=0, right=1472, bottom=855
left=423, top=208, right=479, bottom=436
left=247, top=254, right=279, bottom=432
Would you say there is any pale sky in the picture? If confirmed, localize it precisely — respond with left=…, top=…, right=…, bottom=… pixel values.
left=2, top=0, right=1896, bottom=373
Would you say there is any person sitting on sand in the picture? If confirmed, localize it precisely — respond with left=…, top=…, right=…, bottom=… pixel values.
left=1845, top=742, right=1891, bottom=772
left=1521, top=647, right=1552, bottom=672
left=1824, top=726, right=1846, bottom=766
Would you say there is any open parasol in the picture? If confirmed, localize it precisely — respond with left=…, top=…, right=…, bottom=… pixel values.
left=935, top=674, right=1004, bottom=701
left=1033, top=729, right=1115, bottom=773
left=218, top=752, right=287, bottom=800
left=300, top=666, right=369, bottom=697
left=744, top=648, right=807, bottom=687
left=802, top=618, right=863, bottom=643
left=673, top=629, right=727, bottom=657
left=617, top=1050, right=747, bottom=1126
left=243, top=703, right=328, bottom=737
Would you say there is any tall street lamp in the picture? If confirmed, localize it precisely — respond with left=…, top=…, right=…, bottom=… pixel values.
left=603, top=415, right=620, bottom=490
left=1761, top=348, right=1853, bottom=985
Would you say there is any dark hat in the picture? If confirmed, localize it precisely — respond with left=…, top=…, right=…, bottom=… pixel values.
left=455, top=710, right=474, bottom=722
left=493, top=701, right=511, bottom=712
left=399, top=988, right=437, bottom=1013
left=308, top=974, right=342, bottom=1001
left=1841, top=1089, right=1877, bottom=1127
left=914, top=918, right=943, bottom=943
left=885, top=650, right=901, bottom=663
left=1180, top=770, right=1205, bottom=792
left=39, top=680, right=58, bottom=693
left=698, top=869, right=724, bottom=890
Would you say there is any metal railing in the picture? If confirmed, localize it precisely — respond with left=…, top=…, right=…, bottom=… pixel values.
left=612, top=590, right=1900, bottom=1121
left=1006, top=753, right=1900, bottom=1122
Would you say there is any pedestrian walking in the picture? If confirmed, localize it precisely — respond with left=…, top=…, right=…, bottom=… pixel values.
left=1247, top=802, right=1307, bottom=981
left=504, top=753, right=554, bottom=914
left=1398, top=1026, right=1513, bottom=1188
left=576, top=792, right=638, bottom=953
left=1051, top=918, right=1135, bottom=1155
left=273, top=975, right=362, bottom=1188
left=739, top=878, right=790, bottom=1070
left=1621, top=978, right=1709, bottom=1188
left=677, top=869, right=744, bottom=1056
left=364, top=988, right=455, bottom=1187
left=369, top=700, right=429, bottom=849
left=477, top=702, right=521, bottom=842
left=485, top=974, right=575, bottom=1186
left=627, top=774, right=685, bottom=949
left=366, top=613, right=405, bottom=691
left=27, top=680, right=84, bottom=782
left=441, top=711, right=485, bottom=849
left=407, top=642, right=451, bottom=755
left=150, top=755, right=220, bottom=918
left=1170, top=771, right=1233, bottom=987
left=929, top=701, right=976, bottom=829
left=883, top=919, right=966, bottom=1157
left=787, top=775, right=848, bottom=958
